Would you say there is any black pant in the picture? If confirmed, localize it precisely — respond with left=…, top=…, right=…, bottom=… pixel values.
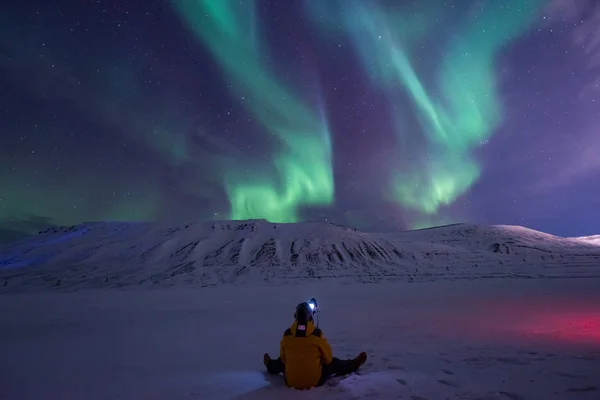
left=266, top=357, right=357, bottom=386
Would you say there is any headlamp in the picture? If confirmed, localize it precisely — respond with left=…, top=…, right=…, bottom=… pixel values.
left=308, top=297, right=318, bottom=312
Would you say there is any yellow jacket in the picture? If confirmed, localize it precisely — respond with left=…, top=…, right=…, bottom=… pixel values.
left=280, top=320, right=333, bottom=389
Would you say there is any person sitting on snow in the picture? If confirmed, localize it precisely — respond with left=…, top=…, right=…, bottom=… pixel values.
left=263, top=301, right=367, bottom=389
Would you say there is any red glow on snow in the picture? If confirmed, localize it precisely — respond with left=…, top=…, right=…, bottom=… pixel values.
left=426, top=295, right=600, bottom=348
left=516, top=313, right=600, bottom=345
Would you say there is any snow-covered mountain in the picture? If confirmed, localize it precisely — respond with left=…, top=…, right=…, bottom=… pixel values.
left=0, top=220, right=599, bottom=291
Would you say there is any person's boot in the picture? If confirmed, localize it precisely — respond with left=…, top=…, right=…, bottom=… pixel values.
left=263, top=353, right=271, bottom=368
left=353, top=352, right=367, bottom=371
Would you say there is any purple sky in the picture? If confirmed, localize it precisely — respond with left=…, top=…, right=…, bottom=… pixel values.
left=0, top=0, right=598, bottom=240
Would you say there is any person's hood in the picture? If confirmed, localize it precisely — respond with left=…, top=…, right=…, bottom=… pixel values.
left=290, top=319, right=316, bottom=336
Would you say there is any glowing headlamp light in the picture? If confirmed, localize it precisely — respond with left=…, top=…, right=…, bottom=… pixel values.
left=308, top=297, right=318, bottom=312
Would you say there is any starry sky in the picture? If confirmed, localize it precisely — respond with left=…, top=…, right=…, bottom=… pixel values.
left=1, top=0, right=599, bottom=242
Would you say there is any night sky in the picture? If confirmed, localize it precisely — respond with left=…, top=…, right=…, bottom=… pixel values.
left=1, top=0, right=599, bottom=241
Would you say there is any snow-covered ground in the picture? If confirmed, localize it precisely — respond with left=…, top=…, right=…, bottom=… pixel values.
left=1, top=220, right=599, bottom=398
left=1, top=278, right=599, bottom=399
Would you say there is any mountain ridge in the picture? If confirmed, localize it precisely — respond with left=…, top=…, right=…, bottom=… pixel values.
left=0, top=220, right=599, bottom=292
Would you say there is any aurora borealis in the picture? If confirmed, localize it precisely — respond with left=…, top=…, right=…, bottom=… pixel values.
left=1, top=0, right=599, bottom=240
left=173, top=0, right=334, bottom=223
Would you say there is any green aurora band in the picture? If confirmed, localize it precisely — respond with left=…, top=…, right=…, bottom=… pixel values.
left=310, top=0, right=547, bottom=225
left=173, top=0, right=334, bottom=223
left=0, top=28, right=207, bottom=226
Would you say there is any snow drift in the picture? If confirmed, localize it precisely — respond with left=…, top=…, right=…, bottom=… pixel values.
left=0, top=220, right=599, bottom=292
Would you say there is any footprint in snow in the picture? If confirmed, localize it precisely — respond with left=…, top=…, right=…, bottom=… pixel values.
left=553, top=371, right=585, bottom=379
left=571, top=356, right=599, bottom=362
left=495, top=357, right=529, bottom=366
left=499, top=391, right=527, bottom=400
left=360, top=389, right=379, bottom=398
left=566, top=386, right=598, bottom=392
left=387, top=365, right=405, bottom=371
left=517, top=350, right=538, bottom=356
left=437, top=379, right=457, bottom=388
left=441, top=369, right=454, bottom=375
left=396, top=378, right=407, bottom=385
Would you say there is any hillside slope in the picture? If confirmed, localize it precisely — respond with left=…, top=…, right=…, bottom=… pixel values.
left=0, top=220, right=599, bottom=292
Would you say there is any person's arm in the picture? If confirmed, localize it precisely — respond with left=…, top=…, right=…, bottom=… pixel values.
left=317, top=332, right=333, bottom=365
left=280, top=336, right=287, bottom=364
